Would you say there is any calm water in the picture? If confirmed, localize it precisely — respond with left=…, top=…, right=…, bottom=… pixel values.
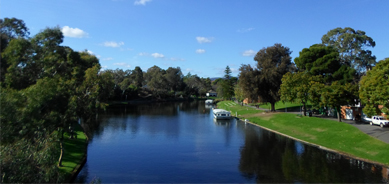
left=75, top=101, right=389, bottom=183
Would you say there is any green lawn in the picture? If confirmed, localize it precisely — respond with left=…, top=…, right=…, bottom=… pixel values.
left=253, top=101, right=314, bottom=111
left=218, top=101, right=263, bottom=116
left=218, top=101, right=389, bottom=166
left=58, top=123, right=88, bottom=177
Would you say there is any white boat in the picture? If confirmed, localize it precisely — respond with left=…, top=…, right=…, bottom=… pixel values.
left=205, top=99, right=213, bottom=105
left=212, top=108, right=232, bottom=119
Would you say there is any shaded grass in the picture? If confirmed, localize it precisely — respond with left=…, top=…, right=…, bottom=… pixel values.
left=254, top=101, right=313, bottom=111
left=58, top=123, right=88, bottom=175
left=217, top=101, right=389, bottom=166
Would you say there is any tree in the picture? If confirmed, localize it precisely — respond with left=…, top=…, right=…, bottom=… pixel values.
left=0, top=17, right=30, bottom=83
left=164, top=67, right=184, bottom=92
left=280, top=72, right=322, bottom=116
left=234, top=83, right=245, bottom=105
left=322, top=27, right=376, bottom=74
left=0, top=21, right=103, bottom=182
left=254, top=43, right=295, bottom=111
left=238, top=64, right=258, bottom=102
left=221, top=66, right=235, bottom=100
left=359, top=58, right=389, bottom=117
left=183, top=73, right=202, bottom=97
left=131, top=66, right=143, bottom=87
left=284, top=44, right=359, bottom=120
left=315, top=82, right=359, bottom=122
left=294, top=44, right=356, bottom=84
left=144, top=65, right=168, bottom=97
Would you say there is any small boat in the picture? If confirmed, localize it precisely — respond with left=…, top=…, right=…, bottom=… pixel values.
left=212, top=108, right=232, bottom=119
left=205, top=99, right=213, bottom=105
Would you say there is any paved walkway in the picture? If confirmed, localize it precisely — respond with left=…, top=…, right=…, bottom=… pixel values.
left=236, top=101, right=389, bottom=144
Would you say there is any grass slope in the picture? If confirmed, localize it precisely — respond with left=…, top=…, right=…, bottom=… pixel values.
left=218, top=101, right=389, bottom=166
left=59, top=123, right=88, bottom=177
left=255, top=101, right=313, bottom=111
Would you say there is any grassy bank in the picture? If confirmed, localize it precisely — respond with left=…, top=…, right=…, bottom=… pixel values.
left=59, top=123, right=88, bottom=181
left=252, top=101, right=313, bottom=111
left=218, top=101, right=389, bottom=166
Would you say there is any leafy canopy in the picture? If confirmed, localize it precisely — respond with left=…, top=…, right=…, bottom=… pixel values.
left=359, top=58, right=389, bottom=117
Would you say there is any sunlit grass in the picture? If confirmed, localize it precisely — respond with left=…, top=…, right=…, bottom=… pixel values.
left=58, top=123, right=88, bottom=177
left=217, top=101, right=263, bottom=116
left=218, top=101, right=389, bottom=166
left=254, top=101, right=313, bottom=111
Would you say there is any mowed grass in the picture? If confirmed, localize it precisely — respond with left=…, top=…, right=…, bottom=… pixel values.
left=217, top=101, right=263, bottom=116
left=58, top=123, right=88, bottom=176
left=217, top=101, right=389, bottom=166
left=255, top=101, right=313, bottom=111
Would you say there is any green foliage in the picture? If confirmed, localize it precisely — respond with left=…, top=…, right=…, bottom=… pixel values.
left=254, top=43, right=295, bottom=111
left=0, top=18, right=103, bottom=182
left=322, top=27, right=376, bottom=74
left=234, top=83, right=245, bottom=102
left=286, top=43, right=359, bottom=120
left=238, top=64, right=258, bottom=101
left=359, top=58, right=389, bottom=117
left=220, top=65, right=235, bottom=99
left=280, top=72, right=322, bottom=115
left=311, top=81, right=359, bottom=121
left=132, top=66, right=143, bottom=87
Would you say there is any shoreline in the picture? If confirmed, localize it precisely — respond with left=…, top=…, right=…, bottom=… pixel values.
left=217, top=101, right=389, bottom=168
left=237, top=117, right=389, bottom=168
left=60, top=123, right=89, bottom=183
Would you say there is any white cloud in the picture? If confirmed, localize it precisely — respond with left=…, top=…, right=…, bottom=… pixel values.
left=101, top=57, right=113, bottom=61
left=61, top=26, right=88, bottom=38
left=242, top=49, right=256, bottom=57
left=86, top=50, right=94, bottom=55
left=186, top=68, right=193, bottom=72
left=151, top=53, right=165, bottom=58
left=196, top=37, right=214, bottom=44
left=134, top=0, right=151, bottom=5
left=196, top=49, right=206, bottom=54
left=138, top=52, right=149, bottom=56
left=170, top=57, right=185, bottom=61
left=231, top=67, right=239, bottom=73
left=101, top=41, right=124, bottom=48
left=83, top=50, right=100, bottom=58
left=113, top=62, right=131, bottom=67
left=100, top=65, right=108, bottom=71
left=237, top=28, right=255, bottom=33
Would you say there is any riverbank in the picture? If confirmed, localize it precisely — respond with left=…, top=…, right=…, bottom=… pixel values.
left=58, top=123, right=88, bottom=182
left=218, top=101, right=389, bottom=167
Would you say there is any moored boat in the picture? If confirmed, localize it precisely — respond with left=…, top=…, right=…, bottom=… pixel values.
left=205, top=99, right=213, bottom=105
left=212, top=108, right=232, bottom=119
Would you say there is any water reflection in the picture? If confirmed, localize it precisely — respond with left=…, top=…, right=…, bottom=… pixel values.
left=213, top=119, right=232, bottom=126
left=238, top=122, right=387, bottom=183
left=75, top=101, right=388, bottom=183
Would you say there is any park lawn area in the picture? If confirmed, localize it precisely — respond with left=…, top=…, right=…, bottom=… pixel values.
left=58, top=123, right=88, bottom=177
left=255, top=101, right=313, bottom=111
left=217, top=100, right=263, bottom=116
left=217, top=101, right=389, bottom=166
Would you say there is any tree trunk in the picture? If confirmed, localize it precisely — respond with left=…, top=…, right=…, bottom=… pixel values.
left=270, top=102, right=276, bottom=112
left=337, top=107, right=342, bottom=122
left=302, top=102, right=306, bottom=116
left=58, top=140, right=63, bottom=167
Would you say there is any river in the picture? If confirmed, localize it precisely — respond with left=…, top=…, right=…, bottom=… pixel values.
left=75, top=101, right=388, bottom=183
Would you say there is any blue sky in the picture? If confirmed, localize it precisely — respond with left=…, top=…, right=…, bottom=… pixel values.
left=2, top=0, right=388, bottom=78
